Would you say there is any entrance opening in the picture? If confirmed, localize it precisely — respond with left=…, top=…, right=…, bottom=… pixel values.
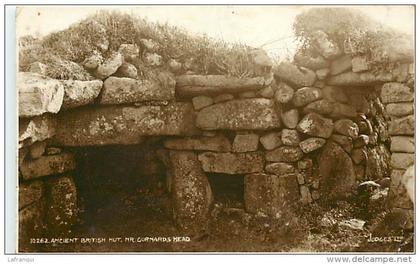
left=207, top=174, right=245, bottom=209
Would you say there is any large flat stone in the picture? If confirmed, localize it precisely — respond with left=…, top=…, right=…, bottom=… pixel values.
left=18, top=72, right=64, bottom=118
left=19, top=115, right=57, bottom=147
left=327, top=71, right=394, bottom=86
left=391, top=153, right=414, bottom=169
left=164, top=135, right=232, bottom=152
left=265, top=146, right=304, bottom=162
left=20, top=153, right=76, bottom=180
left=386, top=103, right=414, bottom=117
left=100, top=74, right=175, bottom=104
left=274, top=61, right=316, bottom=88
left=389, top=115, right=414, bottom=136
left=198, top=152, right=264, bottom=174
left=61, top=80, right=103, bottom=109
left=391, top=136, right=415, bottom=153
left=54, top=103, right=198, bottom=146
left=196, top=99, right=281, bottom=130
left=381, top=83, right=413, bottom=103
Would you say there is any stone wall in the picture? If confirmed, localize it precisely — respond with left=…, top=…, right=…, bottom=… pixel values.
left=17, top=17, right=414, bottom=250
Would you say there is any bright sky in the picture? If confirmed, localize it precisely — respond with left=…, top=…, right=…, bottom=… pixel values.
left=16, top=5, right=414, bottom=60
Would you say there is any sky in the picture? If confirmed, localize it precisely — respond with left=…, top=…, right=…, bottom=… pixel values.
left=15, top=5, right=414, bottom=60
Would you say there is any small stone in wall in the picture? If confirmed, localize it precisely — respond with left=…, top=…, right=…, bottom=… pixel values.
left=380, top=82, right=413, bottom=103
left=388, top=115, right=414, bottom=136
left=330, top=134, right=353, bottom=154
left=296, top=173, right=305, bottom=185
left=334, top=119, right=359, bottom=139
left=82, top=52, right=103, bottom=70
left=303, top=99, right=334, bottom=115
left=391, top=153, right=414, bottom=169
left=96, top=51, right=123, bottom=79
left=265, top=162, right=295, bottom=175
left=281, top=108, right=299, bottom=129
left=144, top=52, right=163, bottom=66
left=274, top=82, right=294, bottom=103
left=213, top=93, right=234, bottom=103
left=297, top=113, right=333, bottom=139
left=293, top=52, right=328, bottom=70
left=29, top=62, right=47, bottom=75
left=168, top=59, right=182, bottom=73
left=273, top=61, right=316, bottom=88
left=353, top=135, right=369, bottom=148
left=352, top=56, right=369, bottom=72
left=118, top=43, right=139, bottom=62
left=232, top=133, right=260, bottom=152
left=299, top=138, right=326, bottom=153
left=300, top=185, right=313, bottom=205
left=313, top=30, right=342, bottom=59
left=293, top=87, right=322, bottom=107
left=257, top=86, right=275, bottom=98
left=20, top=152, right=76, bottom=180
left=19, top=115, right=57, bottom=147
left=61, top=79, right=103, bottom=109
left=298, top=159, right=313, bottom=170
left=192, top=96, right=214, bottom=110
left=316, top=68, right=330, bottom=80
left=29, top=141, right=46, bottom=159
left=386, top=103, right=414, bottom=117
left=265, top=146, right=304, bottom=162
left=260, top=132, right=282, bottom=150
left=351, top=148, right=367, bottom=165
left=114, top=62, right=138, bottom=79
left=281, top=129, right=300, bottom=146
left=390, top=136, right=415, bottom=153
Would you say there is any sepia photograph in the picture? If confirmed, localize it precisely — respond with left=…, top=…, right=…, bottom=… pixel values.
left=13, top=4, right=414, bottom=254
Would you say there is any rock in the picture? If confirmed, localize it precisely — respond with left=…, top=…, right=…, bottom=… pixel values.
left=354, top=165, right=365, bottom=180
left=330, top=103, right=358, bottom=118
left=388, top=115, right=414, bottom=136
left=274, top=82, right=294, bottom=103
left=294, top=53, right=328, bottom=70
left=330, top=134, right=353, bottom=153
left=54, top=103, right=198, bottom=146
left=321, top=86, right=348, bottom=103
left=265, top=162, right=295, bottom=175
left=281, top=129, right=300, bottom=146
left=330, top=55, right=352, bottom=75
left=381, top=83, right=413, bottom=103
left=300, top=185, right=312, bottom=204
left=260, top=132, right=282, bottom=150
left=192, top=96, right=214, bottom=110
left=45, top=175, right=77, bottom=235
left=29, top=141, right=46, bottom=159
left=386, top=103, right=414, bottom=117
left=339, top=219, right=365, bottom=230
left=391, top=153, right=414, bottom=169
left=334, top=119, right=359, bottom=139
left=293, top=87, right=322, bottom=107
left=19, top=180, right=43, bottom=210
left=114, top=62, right=138, bottom=78
left=196, top=99, right=281, bottom=130
left=29, top=62, right=47, bottom=75
left=365, top=146, right=391, bottom=180
left=198, top=152, right=264, bottom=174
left=318, top=141, right=356, bottom=199
left=18, top=72, right=64, bottom=117
left=244, top=173, right=299, bottom=216
left=82, top=52, right=103, bottom=70
left=168, top=151, right=212, bottom=234
left=213, top=93, right=234, bottom=103
left=297, top=113, right=334, bottom=138
left=303, top=99, right=334, bottom=115
left=296, top=173, right=305, bottom=185
left=352, top=56, right=369, bottom=72
left=166, top=59, right=182, bottom=73
left=96, top=51, right=123, bottom=79
left=257, top=86, right=274, bottom=98
left=19, top=115, right=57, bottom=147
left=265, top=146, right=304, bottom=162
left=20, top=152, right=76, bottom=180
left=353, top=135, right=369, bottom=148
left=298, top=159, right=313, bottom=170
left=232, top=133, right=260, bottom=152
left=327, top=71, right=394, bottom=86
left=164, top=135, right=232, bottom=152
left=144, top=52, right=163, bottom=66
left=18, top=200, right=45, bottom=251
left=239, top=91, right=256, bottom=98
left=313, top=30, right=342, bottom=59
left=391, top=136, right=415, bottom=153
left=281, top=109, right=299, bottom=129
left=251, top=48, right=272, bottom=75
left=273, top=62, right=316, bottom=88
left=118, top=43, right=139, bottom=62
left=358, top=119, right=373, bottom=135
left=61, top=80, right=103, bottom=109
left=316, top=68, right=330, bottom=80
left=351, top=148, right=367, bottom=164
left=299, top=138, right=326, bottom=153
left=175, top=75, right=270, bottom=97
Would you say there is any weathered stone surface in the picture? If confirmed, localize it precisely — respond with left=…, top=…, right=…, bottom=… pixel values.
left=303, top=99, right=334, bottom=115
left=260, top=132, right=282, bottom=150
left=232, top=133, right=260, bottom=152
left=274, top=82, right=294, bottom=103
left=164, top=135, right=232, bottom=152
left=386, top=103, right=414, bottom=117
left=19, top=115, right=57, bottom=147
left=61, top=80, right=103, bottom=109
left=19, top=200, right=45, bottom=251
left=213, top=93, right=234, bottom=103
left=316, top=68, right=330, bottom=80
left=192, top=95, right=214, bottom=110
left=297, top=113, right=334, bottom=138
left=330, top=134, right=353, bottom=153
left=45, top=175, right=77, bottom=235
left=351, top=148, right=367, bottom=165
left=388, top=115, right=414, bottom=136
left=144, top=52, right=163, bottom=66
left=114, top=62, right=138, bottom=78
left=391, top=153, right=414, bottom=169
left=391, top=136, right=415, bottom=153
left=296, top=173, right=305, bottom=185
left=19, top=180, right=44, bottom=210
left=300, top=185, right=313, bottom=205
left=257, top=86, right=275, bottom=98
left=353, top=135, right=369, bottom=148
left=118, top=43, right=139, bottom=62
left=381, top=83, right=413, bottom=103
left=281, top=109, right=299, bottom=129
left=196, top=99, right=281, bottom=130
left=82, top=52, right=103, bottom=70
left=244, top=173, right=299, bottom=216
left=239, top=91, right=257, bottom=98
left=168, top=59, right=182, bottom=73
left=299, top=138, right=326, bottom=153
left=327, top=71, right=393, bottom=86
left=274, top=61, right=316, bottom=87
left=96, top=51, right=123, bottom=79
left=281, top=129, right=300, bottom=146
left=100, top=74, right=175, bottom=104
left=294, top=53, right=328, bottom=70
left=18, top=72, right=64, bottom=117
left=29, top=62, right=47, bottom=75
left=352, top=56, right=369, bottom=72
left=175, top=75, right=271, bottom=97
left=330, top=55, right=352, bottom=75
left=265, top=146, right=304, bottom=162
left=313, top=30, right=342, bottom=59
left=321, top=86, right=348, bottom=103
left=318, top=141, right=356, bottom=199
left=55, top=103, right=197, bottom=146
left=198, top=152, right=264, bottom=174
left=293, top=87, right=322, bottom=107
left=29, top=141, right=46, bottom=159
left=298, top=159, right=313, bottom=170
left=20, top=153, right=76, bottom=180
left=168, top=151, right=212, bottom=234
left=334, top=119, right=359, bottom=139
left=265, top=162, right=295, bottom=175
